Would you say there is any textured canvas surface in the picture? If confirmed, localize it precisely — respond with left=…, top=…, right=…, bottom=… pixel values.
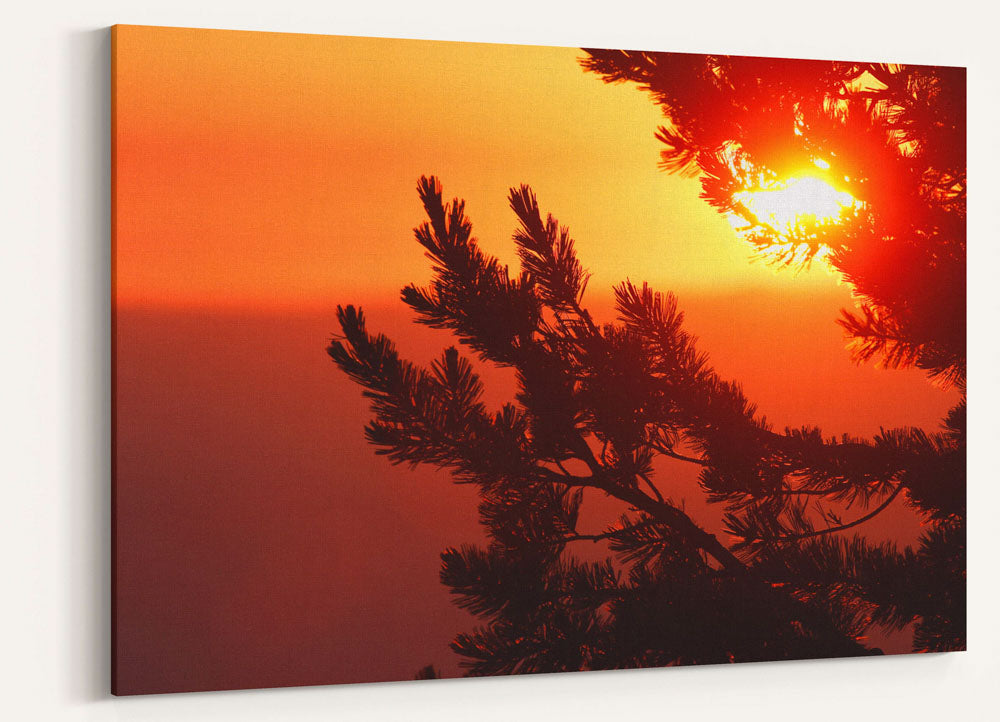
left=112, top=24, right=966, bottom=695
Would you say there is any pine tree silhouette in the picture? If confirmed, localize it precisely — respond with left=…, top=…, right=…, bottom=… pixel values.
left=328, top=55, right=965, bottom=675
left=581, top=52, right=965, bottom=387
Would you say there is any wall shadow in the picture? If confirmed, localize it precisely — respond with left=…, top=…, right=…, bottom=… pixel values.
left=65, top=26, right=111, bottom=702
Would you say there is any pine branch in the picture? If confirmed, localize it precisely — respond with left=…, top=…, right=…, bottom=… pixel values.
left=730, top=482, right=905, bottom=548
left=330, top=166, right=965, bottom=666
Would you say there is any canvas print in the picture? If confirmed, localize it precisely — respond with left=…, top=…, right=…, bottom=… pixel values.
left=111, top=24, right=966, bottom=695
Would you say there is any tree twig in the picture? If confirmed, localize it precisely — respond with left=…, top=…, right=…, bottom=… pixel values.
left=768, top=482, right=905, bottom=544
left=647, top=440, right=709, bottom=467
left=638, top=471, right=665, bottom=503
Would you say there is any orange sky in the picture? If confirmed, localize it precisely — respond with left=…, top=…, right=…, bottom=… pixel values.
left=113, top=24, right=846, bottom=310
left=112, top=25, right=959, bottom=694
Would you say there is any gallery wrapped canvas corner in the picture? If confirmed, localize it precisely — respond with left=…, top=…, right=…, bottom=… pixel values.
left=111, top=24, right=966, bottom=695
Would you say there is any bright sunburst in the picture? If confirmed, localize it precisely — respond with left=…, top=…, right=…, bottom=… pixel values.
left=733, top=175, right=856, bottom=237
left=727, top=164, right=859, bottom=266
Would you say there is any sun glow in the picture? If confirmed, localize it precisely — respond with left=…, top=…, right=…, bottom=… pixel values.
left=733, top=175, right=856, bottom=237
left=728, top=169, right=860, bottom=267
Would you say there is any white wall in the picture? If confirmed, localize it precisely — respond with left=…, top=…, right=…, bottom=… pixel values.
left=2, top=1, right=997, bottom=719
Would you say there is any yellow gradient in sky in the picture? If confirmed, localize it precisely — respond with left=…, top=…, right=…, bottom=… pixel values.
left=113, top=25, right=841, bottom=310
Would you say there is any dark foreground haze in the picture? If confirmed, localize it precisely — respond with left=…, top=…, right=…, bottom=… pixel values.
left=114, top=297, right=956, bottom=693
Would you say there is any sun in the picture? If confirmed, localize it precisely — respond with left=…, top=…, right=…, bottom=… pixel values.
left=733, top=174, right=856, bottom=237
left=727, top=163, right=859, bottom=266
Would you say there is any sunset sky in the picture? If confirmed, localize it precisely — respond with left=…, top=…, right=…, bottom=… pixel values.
left=113, top=25, right=856, bottom=308
left=112, top=25, right=959, bottom=694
